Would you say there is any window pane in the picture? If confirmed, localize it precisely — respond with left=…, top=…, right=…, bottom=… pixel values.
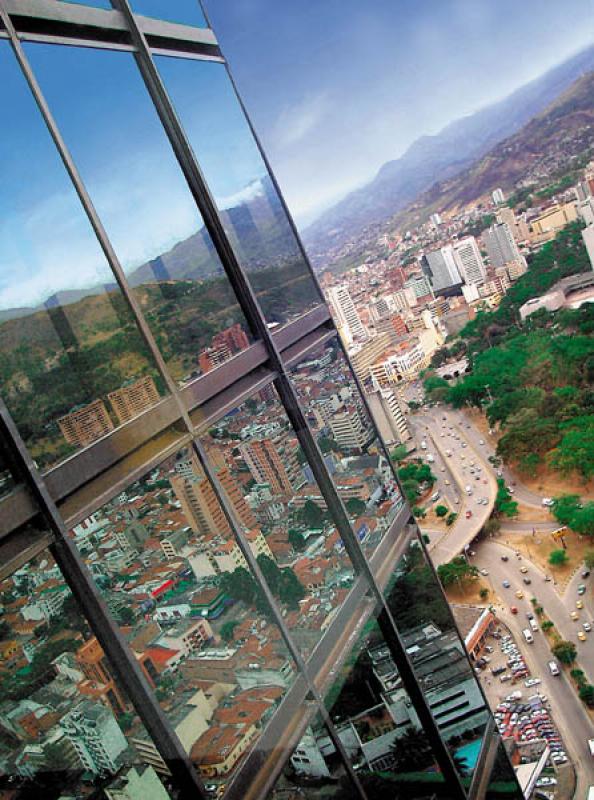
left=383, top=532, right=491, bottom=782
left=289, top=338, right=403, bottom=557
left=200, top=383, right=356, bottom=660
left=58, top=0, right=111, bottom=8
left=131, top=0, right=207, bottom=27
left=267, top=711, right=359, bottom=800
left=0, top=43, right=165, bottom=472
left=0, top=548, right=176, bottom=798
left=72, top=451, right=297, bottom=795
left=485, top=737, right=523, bottom=799
left=26, top=43, right=253, bottom=388
left=155, top=57, right=322, bottom=328
left=323, top=607, right=457, bottom=798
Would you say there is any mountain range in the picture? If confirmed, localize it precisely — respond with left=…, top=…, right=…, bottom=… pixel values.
left=302, top=44, right=594, bottom=264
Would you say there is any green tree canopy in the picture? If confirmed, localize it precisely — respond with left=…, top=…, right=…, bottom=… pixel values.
left=552, top=640, right=577, bottom=665
left=548, top=549, right=568, bottom=566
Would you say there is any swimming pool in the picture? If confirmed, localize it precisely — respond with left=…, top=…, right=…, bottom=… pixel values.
left=455, top=738, right=482, bottom=770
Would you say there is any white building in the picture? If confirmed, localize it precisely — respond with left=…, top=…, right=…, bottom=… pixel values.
left=60, top=701, right=127, bottom=776
left=453, top=236, right=487, bottom=285
left=365, top=389, right=411, bottom=447
left=583, top=225, right=594, bottom=271
left=327, top=285, right=368, bottom=346
left=424, top=244, right=461, bottom=291
left=329, top=408, right=371, bottom=452
left=492, top=187, right=505, bottom=205
left=483, top=222, right=524, bottom=268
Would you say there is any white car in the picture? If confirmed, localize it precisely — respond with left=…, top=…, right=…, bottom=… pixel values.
left=479, top=439, right=484, bottom=445
left=542, top=497, right=554, bottom=507
left=524, top=678, right=541, bottom=687
left=480, top=569, right=489, bottom=576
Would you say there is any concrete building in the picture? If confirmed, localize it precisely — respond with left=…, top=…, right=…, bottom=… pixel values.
left=58, top=399, right=114, bottom=448
left=483, top=222, right=523, bottom=268
left=583, top=225, right=594, bottom=270
left=328, top=408, right=371, bottom=452
left=108, top=375, right=160, bottom=425
left=365, top=389, right=411, bottom=447
left=104, top=765, right=171, bottom=800
left=327, top=285, right=368, bottom=345
left=239, top=438, right=298, bottom=496
left=453, top=236, right=486, bottom=285
left=347, top=333, right=392, bottom=384
left=423, top=244, right=461, bottom=292
left=60, top=700, right=127, bottom=776
left=404, top=274, right=433, bottom=300
left=530, top=202, right=577, bottom=237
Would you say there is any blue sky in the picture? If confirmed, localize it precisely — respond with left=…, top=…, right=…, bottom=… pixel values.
left=0, top=2, right=592, bottom=309
left=205, top=0, right=594, bottom=225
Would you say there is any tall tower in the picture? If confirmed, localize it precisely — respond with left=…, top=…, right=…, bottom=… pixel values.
left=327, top=285, right=368, bottom=346
left=453, top=236, right=486, bottom=285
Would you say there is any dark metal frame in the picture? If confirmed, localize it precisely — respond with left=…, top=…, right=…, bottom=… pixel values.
left=0, top=2, right=523, bottom=798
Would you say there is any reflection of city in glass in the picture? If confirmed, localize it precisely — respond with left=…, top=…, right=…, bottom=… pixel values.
left=384, top=537, right=490, bottom=783
left=0, top=549, right=176, bottom=799
left=290, top=338, right=403, bottom=555
left=201, top=385, right=356, bottom=658
left=70, top=447, right=295, bottom=793
left=25, top=43, right=254, bottom=388
left=0, top=43, right=164, bottom=472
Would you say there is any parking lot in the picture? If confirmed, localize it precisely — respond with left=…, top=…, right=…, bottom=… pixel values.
left=476, top=622, right=571, bottom=796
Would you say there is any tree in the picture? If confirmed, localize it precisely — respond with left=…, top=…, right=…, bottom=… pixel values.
left=437, top=557, right=478, bottom=588
left=552, top=494, right=581, bottom=526
left=552, top=425, right=594, bottom=480
left=579, top=684, right=594, bottom=707
left=569, top=503, right=594, bottom=536
left=479, top=588, right=489, bottom=600
left=435, top=505, right=448, bottom=518
left=390, top=444, right=408, bottom=464
left=288, top=529, right=306, bottom=552
left=412, top=506, right=426, bottom=519
left=118, top=606, right=136, bottom=626
left=483, top=518, right=501, bottom=536
left=584, top=550, right=594, bottom=570
left=549, top=549, right=568, bottom=567
left=300, top=499, right=325, bottom=529
left=220, top=620, right=240, bottom=642
left=570, top=668, right=586, bottom=684
left=541, top=620, right=554, bottom=632
left=446, top=512, right=457, bottom=526
left=346, top=498, right=367, bottom=517
left=391, top=728, right=434, bottom=773
left=552, top=640, right=577, bottom=665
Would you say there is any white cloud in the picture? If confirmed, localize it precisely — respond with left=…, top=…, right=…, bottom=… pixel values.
left=272, top=91, right=330, bottom=149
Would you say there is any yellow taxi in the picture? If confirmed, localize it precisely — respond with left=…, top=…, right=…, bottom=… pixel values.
left=576, top=600, right=584, bottom=609
left=515, top=590, right=524, bottom=599
left=578, top=631, right=587, bottom=641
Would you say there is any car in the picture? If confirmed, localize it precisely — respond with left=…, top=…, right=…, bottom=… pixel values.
left=576, top=599, right=584, bottom=609
left=520, top=566, right=528, bottom=574
left=542, top=497, right=554, bottom=507
left=508, top=487, right=515, bottom=494
left=500, top=674, right=512, bottom=682
left=479, top=439, right=484, bottom=445
left=536, top=778, right=557, bottom=787
left=440, top=466, right=446, bottom=472
left=523, top=578, right=532, bottom=585
left=501, top=555, right=509, bottom=562
left=510, top=606, right=518, bottom=614
left=445, top=479, right=450, bottom=485
left=578, top=631, right=587, bottom=641
left=503, top=580, right=511, bottom=588
left=480, top=568, right=489, bottom=576
left=571, top=611, right=579, bottom=621
left=515, top=590, right=524, bottom=599
left=578, top=584, right=586, bottom=595
left=583, top=622, right=592, bottom=632
left=544, top=575, right=552, bottom=582
left=583, top=569, right=591, bottom=578
left=525, top=678, right=541, bottom=687
left=465, top=510, right=472, bottom=519
left=454, top=497, right=460, bottom=504
left=462, top=442, right=467, bottom=448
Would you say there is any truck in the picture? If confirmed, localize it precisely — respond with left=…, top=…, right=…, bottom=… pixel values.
left=548, top=660, right=560, bottom=676
left=522, top=629, right=534, bottom=644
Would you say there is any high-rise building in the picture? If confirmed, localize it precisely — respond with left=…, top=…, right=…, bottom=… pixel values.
left=327, top=284, right=368, bottom=345
left=108, top=375, right=160, bottom=425
left=58, top=399, right=114, bottom=448
left=0, top=6, right=523, bottom=799
left=453, top=236, right=487, bottom=285
left=423, top=244, right=462, bottom=291
left=483, top=222, right=523, bottom=268
left=365, top=389, right=411, bottom=447
left=491, top=187, right=505, bottom=205
left=404, top=274, right=434, bottom=300
left=239, top=438, right=297, bottom=496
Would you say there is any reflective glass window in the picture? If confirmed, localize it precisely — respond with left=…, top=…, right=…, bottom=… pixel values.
left=200, top=384, right=356, bottom=659
left=0, top=548, right=176, bottom=798
left=486, top=737, right=523, bottom=799
left=131, top=0, right=207, bottom=27
left=383, top=533, right=491, bottom=782
left=289, top=338, right=403, bottom=557
left=266, top=711, right=359, bottom=800
left=26, top=43, right=253, bottom=388
left=0, top=43, right=165, bottom=472
left=155, top=57, right=322, bottom=327
left=58, top=0, right=111, bottom=8
left=323, top=606, right=457, bottom=798
left=71, top=451, right=297, bottom=795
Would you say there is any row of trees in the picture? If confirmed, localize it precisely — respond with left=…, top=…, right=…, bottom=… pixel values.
left=218, top=555, right=306, bottom=614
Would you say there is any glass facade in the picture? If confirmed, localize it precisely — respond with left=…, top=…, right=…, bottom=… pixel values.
left=0, top=5, right=523, bottom=800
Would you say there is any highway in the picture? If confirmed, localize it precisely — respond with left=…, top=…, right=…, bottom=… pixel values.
left=473, top=539, right=594, bottom=797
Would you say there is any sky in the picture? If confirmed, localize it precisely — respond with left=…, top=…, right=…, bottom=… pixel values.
left=0, top=1, right=593, bottom=309
left=206, top=0, right=594, bottom=225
